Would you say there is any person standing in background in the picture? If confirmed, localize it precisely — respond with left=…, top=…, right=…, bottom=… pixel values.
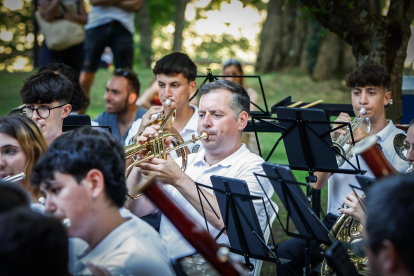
left=38, top=0, right=88, bottom=75
left=79, top=0, right=143, bottom=113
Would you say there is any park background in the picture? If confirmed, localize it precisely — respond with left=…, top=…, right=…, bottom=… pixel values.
left=0, top=0, right=413, bottom=274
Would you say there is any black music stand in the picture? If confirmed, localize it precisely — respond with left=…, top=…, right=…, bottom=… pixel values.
left=194, top=69, right=271, bottom=117
left=194, top=176, right=289, bottom=272
left=258, top=162, right=335, bottom=276
left=324, top=241, right=359, bottom=276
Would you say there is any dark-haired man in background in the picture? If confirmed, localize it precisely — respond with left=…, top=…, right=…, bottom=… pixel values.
left=20, top=70, right=73, bottom=145
left=365, top=174, right=414, bottom=276
left=93, top=68, right=147, bottom=146
left=32, top=128, right=173, bottom=276
left=276, top=64, right=409, bottom=275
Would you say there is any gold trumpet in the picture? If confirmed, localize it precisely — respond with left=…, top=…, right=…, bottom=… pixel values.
left=125, top=107, right=208, bottom=200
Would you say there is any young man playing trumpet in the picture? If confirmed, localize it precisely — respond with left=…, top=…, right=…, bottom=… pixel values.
left=276, top=63, right=409, bottom=276
left=126, top=80, right=275, bottom=270
left=125, top=52, right=202, bottom=154
left=31, top=128, right=174, bottom=276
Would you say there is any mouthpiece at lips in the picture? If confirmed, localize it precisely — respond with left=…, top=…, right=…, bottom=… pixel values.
left=63, top=218, right=71, bottom=227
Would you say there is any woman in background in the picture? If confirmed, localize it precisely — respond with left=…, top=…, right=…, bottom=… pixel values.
left=222, top=59, right=259, bottom=111
left=222, top=59, right=260, bottom=154
left=0, top=115, right=48, bottom=204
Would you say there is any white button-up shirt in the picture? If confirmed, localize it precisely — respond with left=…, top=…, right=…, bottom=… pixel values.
left=69, top=209, right=174, bottom=276
left=125, top=104, right=203, bottom=156
left=327, top=120, right=409, bottom=215
left=160, top=144, right=275, bottom=262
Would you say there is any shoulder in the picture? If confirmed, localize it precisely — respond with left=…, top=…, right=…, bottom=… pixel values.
left=92, top=111, right=111, bottom=123
left=136, top=106, right=148, bottom=119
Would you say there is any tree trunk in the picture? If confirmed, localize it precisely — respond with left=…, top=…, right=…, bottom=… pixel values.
left=299, top=0, right=414, bottom=123
left=279, top=1, right=297, bottom=66
left=283, top=3, right=308, bottom=68
left=172, top=0, right=188, bottom=52
left=136, top=0, right=152, bottom=68
left=312, top=32, right=343, bottom=80
left=255, top=0, right=284, bottom=73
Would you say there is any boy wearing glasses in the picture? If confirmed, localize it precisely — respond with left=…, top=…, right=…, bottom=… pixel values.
left=93, top=69, right=147, bottom=146
left=20, top=70, right=73, bottom=145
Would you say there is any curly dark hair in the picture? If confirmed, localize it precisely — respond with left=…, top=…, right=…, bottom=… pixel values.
left=346, top=63, right=391, bottom=91
left=153, top=52, right=197, bottom=82
left=31, top=127, right=127, bottom=208
left=38, top=63, right=90, bottom=111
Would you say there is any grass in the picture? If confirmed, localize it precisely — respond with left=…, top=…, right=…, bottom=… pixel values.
left=0, top=67, right=351, bottom=275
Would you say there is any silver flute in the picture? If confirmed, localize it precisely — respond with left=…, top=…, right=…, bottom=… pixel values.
left=2, top=172, right=26, bottom=183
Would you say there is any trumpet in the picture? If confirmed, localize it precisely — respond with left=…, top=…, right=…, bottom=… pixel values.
left=2, top=172, right=26, bottom=183
left=332, top=108, right=371, bottom=167
left=125, top=107, right=208, bottom=200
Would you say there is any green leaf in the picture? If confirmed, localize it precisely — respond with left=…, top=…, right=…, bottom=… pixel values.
left=348, top=2, right=354, bottom=9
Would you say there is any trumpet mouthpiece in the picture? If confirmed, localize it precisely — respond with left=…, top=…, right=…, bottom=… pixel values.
left=164, top=99, right=171, bottom=106
left=359, top=108, right=366, bottom=115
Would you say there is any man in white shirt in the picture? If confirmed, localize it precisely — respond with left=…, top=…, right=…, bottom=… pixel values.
left=125, top=53, right=202, bottom=230
left=126, top=80, right=275, bottom=270
left=31, top=128, right=174, bottom=276
left=276, top=64, right=409, bottom=276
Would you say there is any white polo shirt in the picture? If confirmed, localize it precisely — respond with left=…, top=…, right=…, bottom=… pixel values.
left=160, top=144, right=275, bottom=262
left=125, top=104, right=203, bottom=156
left=327, top=120, right=409, bottom=215
left=69, top=209, right=174, bottom=276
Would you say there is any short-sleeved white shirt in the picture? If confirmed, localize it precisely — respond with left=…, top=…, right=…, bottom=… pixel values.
left=125, top=105, right=203, bottom=157
left=327, top=120, right=409, bottom=215
left=69, top=209, right=174, bottom=276
left=160, top=144, right=275, bottom=263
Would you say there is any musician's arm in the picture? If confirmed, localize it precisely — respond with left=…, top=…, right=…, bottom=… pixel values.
left=312, top=171, right=332, bottom=190
left=124, top=167, right=157, bottom=217
left=115, top=0, right=143, bottom=12
left=173, top=173, right=224, bottom=230
left=136, top=156, right=224, bottom=230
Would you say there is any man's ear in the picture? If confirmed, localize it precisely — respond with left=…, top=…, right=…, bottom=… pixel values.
left=84, top=169, right=105, bottom=200
left=380, top=240, right=400, bottom=273
left=384, top=91, right=391, bottom=106
left=128, top=92, right=138, bottom=105
left=61, top=104, right=72, bottom=119
left=237, top=111, right=249, bottom=131
left=189, top=81, right=197, bottom=95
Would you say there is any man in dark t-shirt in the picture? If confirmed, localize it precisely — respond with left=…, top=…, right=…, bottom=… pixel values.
left=93, top=69, right=147, bottom=146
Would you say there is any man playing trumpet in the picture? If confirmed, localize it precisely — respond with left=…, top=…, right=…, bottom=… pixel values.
left=276, top=64, right=409, bottom=276
left=126, top=52, right=202, bottom=155
left=126, top=80, right=275, bottom=270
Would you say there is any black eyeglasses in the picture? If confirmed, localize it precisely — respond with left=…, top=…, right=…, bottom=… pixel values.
left=23, top=104, right=66, bottom=119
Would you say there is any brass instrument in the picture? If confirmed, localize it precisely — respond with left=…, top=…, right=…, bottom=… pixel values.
left=2, top=172, right=26, bottom=183
left=321, top=133, right=412, bottom=275
left=393, top=133, right=413, bottom=173
left=332, top=108, right=371, bottom=167
left=125, top=107, right=208, bottom=200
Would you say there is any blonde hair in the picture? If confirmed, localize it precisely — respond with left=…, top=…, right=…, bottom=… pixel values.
left=0, top=115, right=48, bottom=200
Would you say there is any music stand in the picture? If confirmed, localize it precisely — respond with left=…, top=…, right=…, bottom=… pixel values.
left=193, top=69, right=271, bottom=117
left=355, top=175, right=374, bottom=194
left=259, top=162, right=335, bottom=276
left=62, top=114, right=91, bottom=132
left=194, top=176, right=289, bottom=272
